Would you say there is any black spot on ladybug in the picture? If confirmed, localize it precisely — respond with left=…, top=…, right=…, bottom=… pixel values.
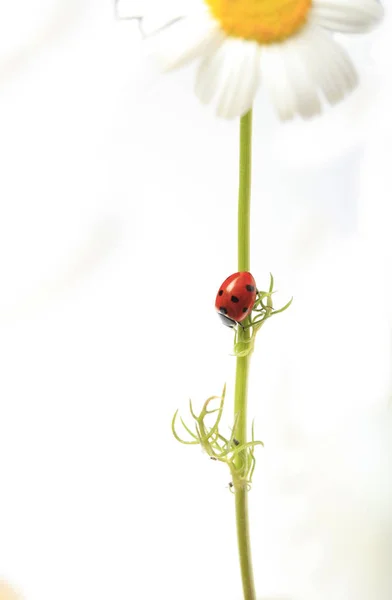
left=218, top=290, right=223, bottom=296
left=219, top=307, right=228, bottom=315
left=231, top=295, right=239, bottom=303
left=246, top=284, right=255, bottom=292
left=243, top=307, right=248, bottom=313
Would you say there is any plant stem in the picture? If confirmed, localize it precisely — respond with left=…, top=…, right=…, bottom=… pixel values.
left=238, top=110, right=252, bottom=273
left=234, top=109, right=256, bottom=600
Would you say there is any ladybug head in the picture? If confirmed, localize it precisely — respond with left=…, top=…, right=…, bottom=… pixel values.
left=217, top=310, right=238, bottom=329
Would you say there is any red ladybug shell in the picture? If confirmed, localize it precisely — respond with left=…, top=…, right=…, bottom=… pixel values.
left=215, top=272, right=257, bottom=323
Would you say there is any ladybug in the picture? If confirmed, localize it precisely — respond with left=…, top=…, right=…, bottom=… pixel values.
left=215, top=272, right=257, bottom=328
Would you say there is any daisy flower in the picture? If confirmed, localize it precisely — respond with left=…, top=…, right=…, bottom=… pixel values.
left=119, top=0, right=383, bottom=120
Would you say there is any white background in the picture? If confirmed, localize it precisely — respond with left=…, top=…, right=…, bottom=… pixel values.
left=0, top=1, right=392, bottom=599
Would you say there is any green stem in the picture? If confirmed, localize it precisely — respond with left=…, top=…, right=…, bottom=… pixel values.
left=238, top=110, right=252, bottom=273
left=234, top=110, right=256, bottom=600
left=235, top=490, right=255, bottom=600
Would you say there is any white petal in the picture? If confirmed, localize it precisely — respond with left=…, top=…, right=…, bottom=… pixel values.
left=145, top=13, right=224, bottom=72
left=312, top=0, right=384, bottom=33
left=260, top=33, right=322, bottom=121
left=261, top=25, right=358, bottom=121
left=195, top=38, right=261, bottom=119
left=299, top=26, right=358, bottom=105
left=259, top=47, right=297, bottom=121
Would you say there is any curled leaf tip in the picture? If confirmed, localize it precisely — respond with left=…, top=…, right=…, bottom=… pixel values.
left=172, top=386, right=263, bottom=492
left=230, top=274, right=292, bottom=357
left=269, top=272, right=274, bottom=293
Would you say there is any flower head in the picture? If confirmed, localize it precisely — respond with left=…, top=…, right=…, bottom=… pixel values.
left=119, top=0, right=383, bottom=119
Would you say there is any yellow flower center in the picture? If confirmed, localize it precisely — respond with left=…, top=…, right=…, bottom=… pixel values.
left=204, top=0, right=312, bottom=44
